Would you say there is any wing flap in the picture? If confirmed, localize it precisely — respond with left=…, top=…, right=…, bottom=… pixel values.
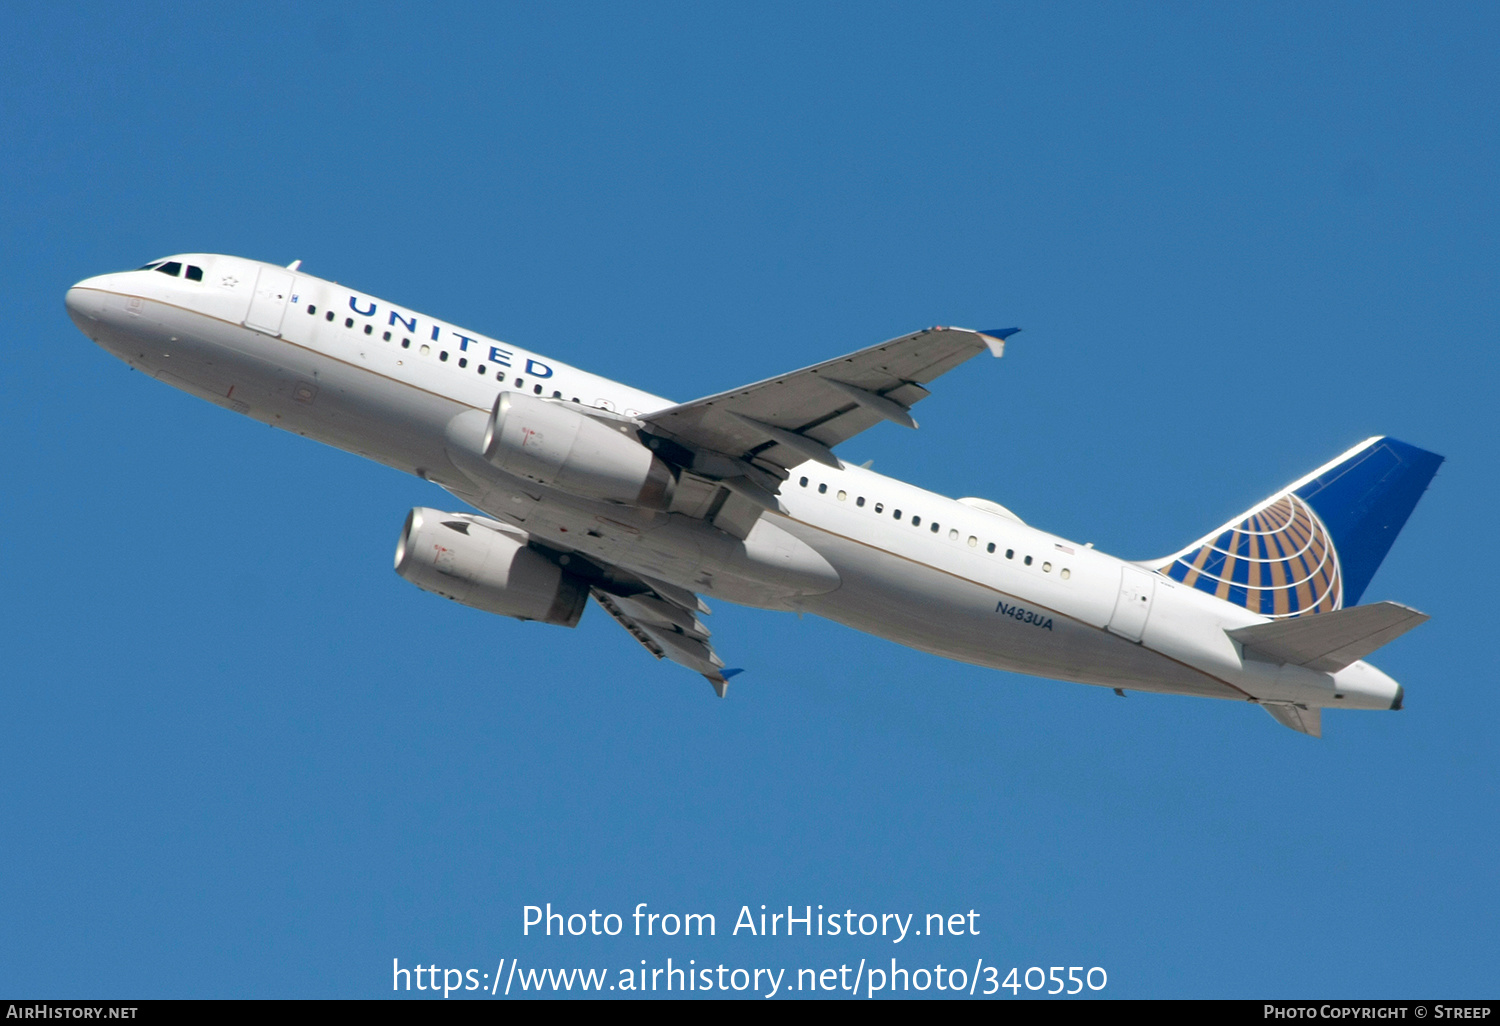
left=594, top=589, right=670, bottom=659
left=1228, top=601, right=1429, bottom=673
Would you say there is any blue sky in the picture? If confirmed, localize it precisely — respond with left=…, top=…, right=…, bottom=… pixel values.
left=3, top=2, right=1496, bottom=998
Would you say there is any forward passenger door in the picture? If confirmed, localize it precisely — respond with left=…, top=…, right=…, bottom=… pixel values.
left=244, top=266, right=295, bottom=335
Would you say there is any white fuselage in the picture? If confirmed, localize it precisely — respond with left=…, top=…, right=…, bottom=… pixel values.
left=65, top=254, right=1403, bottom=712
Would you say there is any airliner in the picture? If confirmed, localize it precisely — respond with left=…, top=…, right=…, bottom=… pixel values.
left=65, top=254, right=1443, bottom=736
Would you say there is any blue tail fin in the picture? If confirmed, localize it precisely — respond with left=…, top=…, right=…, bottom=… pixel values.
left=1155, top=437, right=1443, bottom=618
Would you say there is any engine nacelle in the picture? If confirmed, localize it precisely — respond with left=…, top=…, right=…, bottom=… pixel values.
left=483, top=392, right=675, bottom=509
left=394, top=508, right=587, bottom=627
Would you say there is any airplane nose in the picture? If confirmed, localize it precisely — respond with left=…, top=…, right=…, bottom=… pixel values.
left=65, top=278, right=108, bottom=328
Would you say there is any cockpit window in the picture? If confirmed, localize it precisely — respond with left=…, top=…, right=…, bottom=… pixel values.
left=136, top=262, right=163, bottom=271
left=156, top=261, right=183, bottom=277
left=185, top=265, right=203, bottom=281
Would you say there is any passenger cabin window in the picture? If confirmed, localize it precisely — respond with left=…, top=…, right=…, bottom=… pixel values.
left=818, top=483, right=827, bottom=494
left=911, top=515, right=921, bottom=526
left=156, top=262, right=182, bottom=277
left=799, top=477, right=808, bottom=487
left=307, top=305, right=317, bottom=315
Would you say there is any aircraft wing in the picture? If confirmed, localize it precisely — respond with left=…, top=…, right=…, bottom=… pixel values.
left=640, top=326, right=1018, bottom=504
left=418, top=503, right=741, bottom=696
left=591, top=586, right=742, bottom=697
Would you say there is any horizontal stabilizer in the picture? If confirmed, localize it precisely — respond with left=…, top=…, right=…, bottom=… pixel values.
left=1228, top=601, right=1429, bottom=673
left=1263, top=703, right=1322, bottom=737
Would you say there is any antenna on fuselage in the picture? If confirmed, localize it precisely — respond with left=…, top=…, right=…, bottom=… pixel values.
left=286, top=259, right=302, bottom=271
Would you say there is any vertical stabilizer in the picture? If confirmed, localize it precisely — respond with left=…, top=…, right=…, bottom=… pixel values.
left=1155, top=437, right=1442, bottom=618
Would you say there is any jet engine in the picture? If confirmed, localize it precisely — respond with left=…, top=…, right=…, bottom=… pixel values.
left=483, top=392, right=675, bottom=509
left=394, top=507, right=587, bottom=627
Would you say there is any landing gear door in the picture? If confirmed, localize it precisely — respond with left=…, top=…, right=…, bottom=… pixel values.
left=1108, top=565, right=1156, bottom=643
left=245, top=266, right=295, bottom=336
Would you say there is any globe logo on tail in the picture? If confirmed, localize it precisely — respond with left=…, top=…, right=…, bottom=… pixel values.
left=1160, top=493, right=1342, bottom=619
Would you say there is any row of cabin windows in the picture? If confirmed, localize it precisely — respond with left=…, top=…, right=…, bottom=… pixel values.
left=302, top=302, right=581, bottom=401
left=138, top=260, right=204, bottom=281
left=797, top=476, right=1072, bottom=580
